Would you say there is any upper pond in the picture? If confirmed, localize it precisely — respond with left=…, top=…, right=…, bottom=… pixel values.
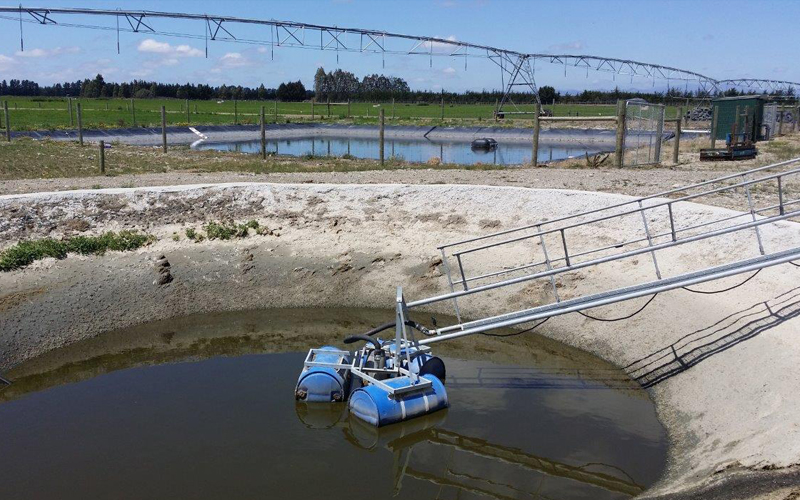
left=194, top=136, right=610, bottom=165
left=0, top=308, right=667, bottom=499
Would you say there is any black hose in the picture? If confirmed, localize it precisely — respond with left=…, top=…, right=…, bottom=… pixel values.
left=481, top=317, right=550, bottom=337
left=578, top=294, right=658, bottom=322
left=343, top=334, right=382, bottom=351
left=681, top=269, right=761, bottom=294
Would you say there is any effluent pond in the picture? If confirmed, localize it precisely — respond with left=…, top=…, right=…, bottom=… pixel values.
left=194, top=136, right=609, bottom=166
left=0, top=308, right=667, bottom=499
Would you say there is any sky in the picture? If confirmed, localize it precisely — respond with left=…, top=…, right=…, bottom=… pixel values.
left=0, top=0, right=797, bottom=94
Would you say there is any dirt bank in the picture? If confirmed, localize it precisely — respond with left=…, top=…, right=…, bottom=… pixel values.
left=1, top=183, right=800, bottom=499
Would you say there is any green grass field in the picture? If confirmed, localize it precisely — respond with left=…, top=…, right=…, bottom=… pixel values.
left=0, top=96, right=683, bottom=131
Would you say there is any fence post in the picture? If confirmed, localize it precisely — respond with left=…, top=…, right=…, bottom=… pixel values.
left=260, top=105, right=266, bottom=160
left=710, top=106, right=718, bottom=148
left=614, top=100, right=626, bottom=167
left=311, top=99, right=315, bottom=120
left=161, top=105, right=167, bottom=153
left=68, top=97, right=73, bottom=127
left=347, top=99, right=351, bottom=118
left=99, top=140, right=105, bottom=174
left=77, top=102, right=84, bottom=146
left=794, top=105, right=799, bottom=133
left=186, top=98, right=190, bottom=124
left=440, top=93, right=445, bottom=120
left=274, top=100, right=278, bottom=122
left=379, top=108, right=385, bottom=165
left=673, top=106, right=682, bottom=164
left=531, top=103, right=540, bottom=166
left=778, top=106, right=784, bottom=136
left=131, top=98, right=136, bottom=127
left=3, top=101, right=10, bottom=142
left=494, top=98, right=498, bottom=122
left=392, top=97, right=395, bottom=120
left=327, top=97, right=331, bottom=118
left=234, top=99, right=238, bottom=125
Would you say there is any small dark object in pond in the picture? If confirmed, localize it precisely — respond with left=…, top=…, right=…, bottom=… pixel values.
left=471, top=138, right=498, bottom=150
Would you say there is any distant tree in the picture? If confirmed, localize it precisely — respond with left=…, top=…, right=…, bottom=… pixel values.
left=257, top=83, right=268, bottom=100
left=277, top=80, right=306, bottom=101
left=537, top=85, right=558, bottom=105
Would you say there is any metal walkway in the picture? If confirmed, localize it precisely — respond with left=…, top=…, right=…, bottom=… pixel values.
left=392, top=157, right=800, bottom=344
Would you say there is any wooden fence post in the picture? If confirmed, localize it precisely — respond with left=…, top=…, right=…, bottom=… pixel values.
left=3, top=101, right=10, bottom=142
left=327, top=97, right=331, bottom=118
left=186, top=98, right=190, bottom=124
left=161, top=106, right=167, bottom=153
left=99, top=140, right=105, bottom=174
left=710, top=106, right=718, bottom=148
left=531, top=103, right=540, bottom=166
left=440, top=94, right=445, bottom=120
left=131, top=98, right=136, bottom=127
left=347, top=99, right=351, bottom=118
left=77, top=102, right=84, bottom=146
left=311, top=99, right=315, bottom=120
left=234, top=99, right=238, bottom=125
left=778, top=106, right=784, bottom=136
left=673, top=107, right=682, bottom=164
left=614, top=100, right=626, bottom=167
left=260, top=106, right=266, bottom=160
left=379, top=108, right=385, bottom=165
left=392, top=97, right=395, bottom=120
left=68, top=97, right=73, bottom=127
left=274, top=100, right=278, bottom=122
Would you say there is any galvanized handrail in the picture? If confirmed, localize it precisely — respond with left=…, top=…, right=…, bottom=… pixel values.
left=437, top=157, right=800, bottom=251
left=451, top=165, right=800, bottom=259
left=386, top=158, right=800, bottom=341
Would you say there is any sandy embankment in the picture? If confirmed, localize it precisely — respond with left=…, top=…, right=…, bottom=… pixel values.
left=1, top=183, right=800, bottom=499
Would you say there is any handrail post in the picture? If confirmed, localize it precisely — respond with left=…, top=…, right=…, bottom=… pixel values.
left=778, top=175, right=785, bottom=216
left=560, top=229, right=570, bottom=267
left=455, top=254, right=469, bottom=291
left=668, top=203, right=677, bottom=242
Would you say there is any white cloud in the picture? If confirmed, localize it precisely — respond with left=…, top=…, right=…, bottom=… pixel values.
left=443, top=67, right=457, bottom=74
left=137, top=39, right=203, bottom=57
left=219, top=52, right=250, bottom=67
left=138, top=39, right=171, bottom=54
left=0, top=54, right=16, bottom=71
left=548, top=40, right=586, bottom=52
left=15, top=46, right=80, bottom=58
left=174, top=44, right=204, bottom=57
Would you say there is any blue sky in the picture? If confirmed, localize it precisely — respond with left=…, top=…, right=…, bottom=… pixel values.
left=0, top=0, right=797, bottom=93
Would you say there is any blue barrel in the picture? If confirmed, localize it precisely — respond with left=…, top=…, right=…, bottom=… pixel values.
left=349, top=374, right=448, bottom=427
left=295, top=346, right=350, bottom=403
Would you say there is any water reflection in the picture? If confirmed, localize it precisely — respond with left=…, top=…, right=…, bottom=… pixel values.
left=0, top=309, right=665, bottom=499
left=195, top=137, right=608, bottom=166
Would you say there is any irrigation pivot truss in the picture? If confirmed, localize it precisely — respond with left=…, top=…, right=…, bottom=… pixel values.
left=0, top=6, right=798, bottom=114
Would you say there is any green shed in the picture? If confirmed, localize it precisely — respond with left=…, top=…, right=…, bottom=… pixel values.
left=711, top=96, right=769, bottom=142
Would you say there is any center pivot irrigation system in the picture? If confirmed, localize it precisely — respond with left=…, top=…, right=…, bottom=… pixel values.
left=1, top=5, right=799, bottom=117
left=298, top=157, right=800, bottom=426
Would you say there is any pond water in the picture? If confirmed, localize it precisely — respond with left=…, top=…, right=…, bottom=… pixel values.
left=194, top=136, right=609, bottom=166
left=0, top=308, right=666, bottom=499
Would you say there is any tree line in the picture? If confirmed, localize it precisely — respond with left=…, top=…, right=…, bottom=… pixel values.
left=1, top=70, right=793, bottom=104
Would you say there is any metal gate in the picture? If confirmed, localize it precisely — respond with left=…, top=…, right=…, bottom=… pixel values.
left=624, top=100, right=666, bottom=166
left=763, top=103, right=778, bottom=140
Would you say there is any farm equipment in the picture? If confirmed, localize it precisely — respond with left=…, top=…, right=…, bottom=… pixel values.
left=297, top=157, right=800, bottom=427
left=700, top=132, right=757, bottom=161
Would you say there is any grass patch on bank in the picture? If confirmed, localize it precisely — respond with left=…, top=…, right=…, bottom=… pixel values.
left=0, top=231, right=155, bottom=271
left=186, top=220, right=273, bottom=242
